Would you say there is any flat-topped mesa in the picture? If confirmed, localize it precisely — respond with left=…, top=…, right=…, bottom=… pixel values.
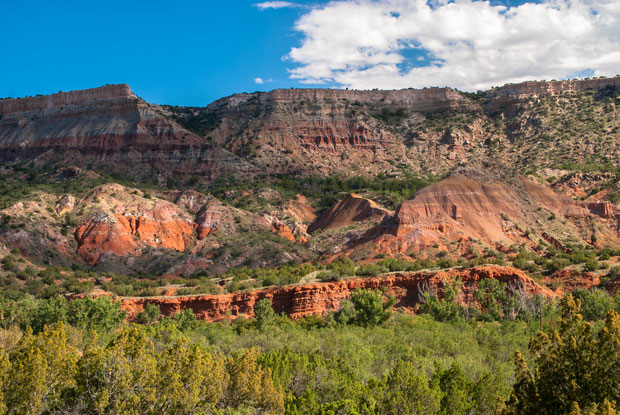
left=0, top=84, right=134, bottom=115
left=490, top=76, right=620, bottom=98
left=211, top=87, right=470, bottom=112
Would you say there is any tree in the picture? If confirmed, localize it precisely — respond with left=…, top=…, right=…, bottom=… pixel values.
left=154, top=337, right=227, bottom=413
left=336, top=289, right=395, bottom=327
left=501, top=295, right=620, bottom=415
left=378, top=361, right=441, bottom=415
left=4, top=323, right=78, bottom=414
left=135, top=303, right=161, bottom=325
left=174, top=308, right=199, bottom=331
left=253, top=298, right=279, bottom=330
left=0, top=350, right=9, bottom=415
left=419, top=281, right=466, bottom=322
left=225, top=347, right=284, bottom=414
left=68, top=296, right=126, bottom=331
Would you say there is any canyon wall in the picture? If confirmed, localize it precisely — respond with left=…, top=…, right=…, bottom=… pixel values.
left=491, top=77, right=620, bottom=98
left=0, top=84, right=134, bottom=114
left=0, top=85, right=256, bottom=182
left=119, top=265, right=555, bottom=321
left=220, top=86, right=471, bottom=112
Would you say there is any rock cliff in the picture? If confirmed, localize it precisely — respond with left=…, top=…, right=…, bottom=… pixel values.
left=118, top=265, right=555, bottom=321
left=0, top=85, right=256, bottom=183
left=168, top=76, right=620, bottom=178
left=2, top=77, right=619, bottom=181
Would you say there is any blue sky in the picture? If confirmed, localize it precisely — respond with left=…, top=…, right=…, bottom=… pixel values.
left=2, top=0, right=617, bottom=106
left=1, top=0, right=318, bottom=105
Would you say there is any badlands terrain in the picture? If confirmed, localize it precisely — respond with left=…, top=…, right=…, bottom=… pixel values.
left=1, top=77, right=619, bottom=415
left=0, top=77, right=618, bottom=317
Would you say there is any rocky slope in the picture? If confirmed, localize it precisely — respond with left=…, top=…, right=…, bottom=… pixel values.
left=119, top=265, right=555, bottom=321
left=345, top=168, right=619, bottom=259
left=308, top=193, right=391, bottom=233
left=0, top=78, right=618, bottom=280
left=0, top=183, right=315, bottom=275
left=0, top=85, right=255, bottom=184
left=167, top=76, right=620, bottom=183
left=2, top=77, right=618, bottom=191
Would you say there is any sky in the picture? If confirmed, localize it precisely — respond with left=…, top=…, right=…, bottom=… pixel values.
left=1, top=0, right=619, bottom=106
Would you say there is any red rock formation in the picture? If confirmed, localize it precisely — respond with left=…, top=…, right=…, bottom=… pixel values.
left=361, top=175, right=523, bottom=254
left=74, top=213, right=139, bottom=265
left=270, top=219, right=296, bottom=242
left=73, top=186, right=197, bottom=264
left=308, top=193, right=391, bottom=233
left=74, top=210, right=195, bottom=265
left=347, top=171, right=620, bottom=257
left=118, top=266, right=555, bottom=321
left=195, top=200, right=226, bottom=239
left=0, top=84, right=134, bottom=114
left=544, top=269, right=601, bottom=294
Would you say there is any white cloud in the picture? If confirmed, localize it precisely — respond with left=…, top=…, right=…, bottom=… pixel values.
left=284, top=0, right=620, bottom=91
left=254, top=1, right=301, bottom=10
left=254, top=77, right=275, bottom=84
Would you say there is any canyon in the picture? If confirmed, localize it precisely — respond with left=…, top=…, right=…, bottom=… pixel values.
left=0, top=77, right=618, bottom=305
left=2, top=76, right=618, bottom=182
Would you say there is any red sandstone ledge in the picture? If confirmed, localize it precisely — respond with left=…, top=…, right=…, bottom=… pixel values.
left=116, top=265, right=556, bottom=322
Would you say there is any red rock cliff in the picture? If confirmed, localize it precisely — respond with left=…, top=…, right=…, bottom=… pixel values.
left=119, top=265, right=555, bottom=321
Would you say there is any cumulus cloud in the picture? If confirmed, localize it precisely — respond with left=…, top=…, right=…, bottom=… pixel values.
left=254, top=1, right=301, bottom=10
left=284, top=0, right=620, bottom=91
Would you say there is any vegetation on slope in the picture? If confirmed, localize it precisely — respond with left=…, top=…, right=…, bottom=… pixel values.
left=0, top=287, right=618, bottom=414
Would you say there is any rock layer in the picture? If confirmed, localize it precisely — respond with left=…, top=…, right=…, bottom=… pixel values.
left=349, top=170, right=620, bottom=256
left=118, top=266, right=555, bottom=321
left=0, top=84, right=255, bottom=182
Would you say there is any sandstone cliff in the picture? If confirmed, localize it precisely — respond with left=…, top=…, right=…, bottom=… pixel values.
left=2, top=77, right=619, bottom=181
left=168, top=76, right=620, bottom=178
left=118, top=265, right=555, bottom=321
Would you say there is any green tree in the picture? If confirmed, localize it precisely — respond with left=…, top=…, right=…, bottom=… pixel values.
left=174, top=308, right=199, bottom=331
left=4, top=323, right=78, bottom=414
left=136, top=303, right=161, bottom=325
left=378, top=361, right=441, bottom=415
left=154, top=337, right=227, bottom=413
left=225, top=347, right=285, bottom=414
left=335, top=289, right=395, bottom=327
left=502, top=295, right=620, bottom=415
left=5, top=329, right=48, bottom=414
left=0, top=350, right=9, bottom=415
left=420, top=282, right=466, bottom=322
left=68, top=296, right=126, bottom=331
left=253, top=298, right=279, bottom=330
